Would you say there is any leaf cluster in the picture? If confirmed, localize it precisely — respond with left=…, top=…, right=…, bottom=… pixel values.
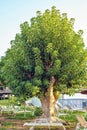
left=0, top=6, right=87, bottom=97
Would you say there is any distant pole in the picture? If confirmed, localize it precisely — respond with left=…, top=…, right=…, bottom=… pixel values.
left=62, top=93, right=64, bottom=111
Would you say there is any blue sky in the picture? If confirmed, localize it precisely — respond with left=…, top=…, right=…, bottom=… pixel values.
left=0, top=0, right=87, bottom=57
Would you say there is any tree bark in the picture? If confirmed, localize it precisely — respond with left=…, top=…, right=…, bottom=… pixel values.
left=41, top=76, right=57, bottom=122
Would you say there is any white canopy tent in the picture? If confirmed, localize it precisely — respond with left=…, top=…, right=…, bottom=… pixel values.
left=25, top=97, right=42, bottom=107
left=62, top=93, right=87, bottom=99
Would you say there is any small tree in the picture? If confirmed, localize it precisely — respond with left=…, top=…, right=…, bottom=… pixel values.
left=1, top=6, right=87, bottom=122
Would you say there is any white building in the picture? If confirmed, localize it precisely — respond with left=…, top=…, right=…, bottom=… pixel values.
left=59, top=93, right=87, bottom=109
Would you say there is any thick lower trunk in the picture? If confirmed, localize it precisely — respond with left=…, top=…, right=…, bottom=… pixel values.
left=41, top=76, right=57, bottom=122
left=41, top=93, right=56, bottom=121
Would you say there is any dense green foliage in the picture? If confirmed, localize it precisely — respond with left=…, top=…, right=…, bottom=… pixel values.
left=0, top=6, right=87, bottom=98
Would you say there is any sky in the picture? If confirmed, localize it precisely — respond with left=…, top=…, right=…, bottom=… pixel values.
left=0, top=0, right=87, bottom=57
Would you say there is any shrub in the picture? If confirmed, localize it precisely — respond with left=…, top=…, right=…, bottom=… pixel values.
left=34, top=107, right=42, bottom=116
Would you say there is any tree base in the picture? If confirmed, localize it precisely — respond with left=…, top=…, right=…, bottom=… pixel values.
left=39, top=114, right=66, bottom=124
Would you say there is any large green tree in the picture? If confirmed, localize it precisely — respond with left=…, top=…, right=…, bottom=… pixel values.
left=1, top=6, right=87, bottom=121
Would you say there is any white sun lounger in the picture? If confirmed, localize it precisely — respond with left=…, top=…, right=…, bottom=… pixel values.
left=23, top=118, right=66, bottom=130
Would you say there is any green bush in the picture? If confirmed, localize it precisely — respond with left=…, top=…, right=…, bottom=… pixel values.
left=34, top=107, right=42, bottom=116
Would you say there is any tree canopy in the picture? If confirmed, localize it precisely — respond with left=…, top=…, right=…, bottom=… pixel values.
left=0, top=6, right=87, bottom=98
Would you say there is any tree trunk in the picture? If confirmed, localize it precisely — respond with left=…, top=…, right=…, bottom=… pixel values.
left=41, top=76, right=57, bottom=122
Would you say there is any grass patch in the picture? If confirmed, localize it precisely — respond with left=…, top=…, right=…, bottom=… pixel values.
left=0, top=128, right=8, bottom=130
left=8, top=111, right=35, bottom=120
left=0, top=122, right=14, bottom=130
left=0, top=99, right=10, bottom=106
left=59, top=110, right=85, bottom=122
left=2, top=121, right=13, bottom=126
